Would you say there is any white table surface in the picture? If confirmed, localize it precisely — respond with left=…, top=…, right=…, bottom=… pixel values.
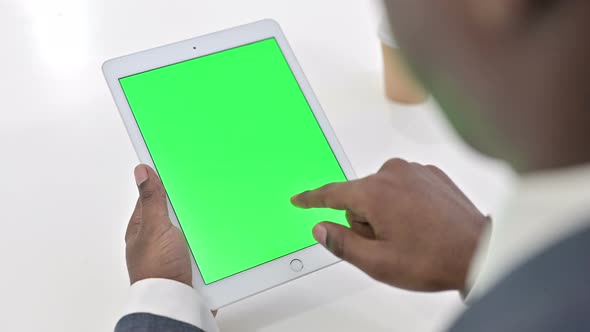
left=0, top=1, right=516, bottom=331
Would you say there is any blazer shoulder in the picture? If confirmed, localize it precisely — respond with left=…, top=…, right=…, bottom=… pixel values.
left=449, top=225, right=590, bottom=332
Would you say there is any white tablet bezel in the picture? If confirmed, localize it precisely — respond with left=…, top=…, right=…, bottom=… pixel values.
left=103, top=19, right=357, bottom=309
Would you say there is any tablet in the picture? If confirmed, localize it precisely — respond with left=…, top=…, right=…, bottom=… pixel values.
left=103, top=19, right=357, bottom=309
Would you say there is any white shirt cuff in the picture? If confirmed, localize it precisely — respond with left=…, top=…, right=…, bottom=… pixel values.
left=462, top=222, right=493, bottom=304
left=122, top=278, right=219, bottom=332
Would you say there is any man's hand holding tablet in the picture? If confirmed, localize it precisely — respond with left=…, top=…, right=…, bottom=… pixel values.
left=126, top=165, right=193, bottom=288
left=104, top=20, right=358, bottom=309
left=107, top=20, right=486, bottom=312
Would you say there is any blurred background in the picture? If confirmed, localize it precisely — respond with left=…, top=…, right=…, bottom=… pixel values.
left=0, top=1, right=515, bottom=331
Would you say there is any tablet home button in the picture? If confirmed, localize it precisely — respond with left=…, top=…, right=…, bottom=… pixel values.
left=290, top=259, right=304, bottom=272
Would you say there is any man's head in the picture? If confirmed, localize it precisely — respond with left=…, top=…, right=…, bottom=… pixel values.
left=383, top=0, right=590, bottom=173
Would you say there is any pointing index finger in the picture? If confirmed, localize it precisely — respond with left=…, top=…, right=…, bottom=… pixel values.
left=291, top=179, right=365, bottom=211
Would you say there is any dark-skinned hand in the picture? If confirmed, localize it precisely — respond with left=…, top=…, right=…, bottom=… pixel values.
left=125, top=165, right=218, bottom=316
left=292, top=159, right=488, bottom=292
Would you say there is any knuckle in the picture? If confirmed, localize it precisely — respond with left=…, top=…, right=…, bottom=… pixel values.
left=295, top=191, right=310, bottom=206
left=332, top=240, right=345, bottom=259
left=141, top=189, right=157, bottom=203
left=426, top=164, right=452, bottom=183
left=380, top=158, right=409, bottom=172
left=331, top=232, right=349, bottom=260
left=365, top=175, right=388, bottom=197
left=297, top=190, right=312, bottom=203
left=345, top=209, right=355, bottom=223
left=425, top=164, right=439, bottom=171
left=141, top=185, right=166, bottom=206
left=321, top=183, right=336, bottom=195
left=365, top=174, right=380, bottom=188
left=322, top=196, right=334, bottom=208
left=362, top=176, right=390, bottom=215
left=410, top=162, right=424, bottom=168
left=318, top=184, right=336, bottom=206
left=425, top=164, right=443, bottom=174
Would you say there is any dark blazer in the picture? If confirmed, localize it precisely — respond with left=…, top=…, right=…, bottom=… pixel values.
left=115, top=226, right=590, bottom=332
left=448, top=225, right=590, bottom=332
left=116, top=313, right=204, bottom=332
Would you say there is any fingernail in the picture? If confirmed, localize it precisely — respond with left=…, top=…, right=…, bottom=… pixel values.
left=291, top=191, right=307, bottom=207
left=134, top=165, right=149, bottom=186
left=312, top=224, right=328, bottom=246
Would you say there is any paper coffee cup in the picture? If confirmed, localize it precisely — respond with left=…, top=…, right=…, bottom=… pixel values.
left=379, top=18, right=428, bottom=104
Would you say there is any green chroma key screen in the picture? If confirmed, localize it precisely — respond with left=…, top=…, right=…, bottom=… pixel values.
left=120, top=38, right=348, bottom=284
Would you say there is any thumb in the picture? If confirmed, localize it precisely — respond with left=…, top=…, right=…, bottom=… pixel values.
left=313, top=222, right=383, bottom=275
left=134, top=165, right=170, bottom=229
